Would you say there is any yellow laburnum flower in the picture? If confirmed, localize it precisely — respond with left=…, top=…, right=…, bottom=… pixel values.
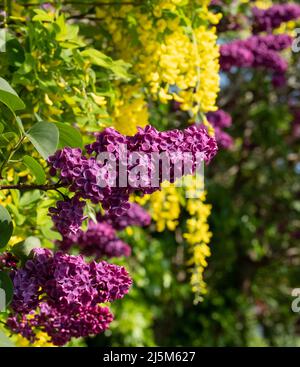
left=44, top=93, right=53, bottom=106
left=99, top=1, right=220, bottom=121
left=183, top=176, right=213, bottom=302
left=252, top=0, right=272, bottom=9
left=112, top=84, right=149, bottom=136
left=0, top=189, right=12, bottom=206
left=7, top=168, right=14, bottom=182
left=133, top=182, right=181, bottom=232
left=134, top=175, right=213, bottom=302
left=149, top=185, right=181, bottom=232
left=90, top=93, right=107, bottom=106
left=12, top=331, right=54, bottom=347
left=8, top=236, right=24, bottom=247
left=274, top=20, right=300, bottom=37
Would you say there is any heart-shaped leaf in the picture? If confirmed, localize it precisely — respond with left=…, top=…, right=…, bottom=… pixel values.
left=0, top=77, right=25, bottom=113
left=54, top=122, right=83, bottom=149
left=11, top=236, right=41, bottom=262
left=26, top=121, right=59, bottom=160
left=22, top=155, right=46, bottom=185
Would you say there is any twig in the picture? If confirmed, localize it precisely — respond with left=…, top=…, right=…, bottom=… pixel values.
left=21, top=1, right=139, bottom=7
left=0, top=183, right=64, bottom=191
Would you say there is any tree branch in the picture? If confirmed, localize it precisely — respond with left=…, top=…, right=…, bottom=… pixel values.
left=0, top=183, right=64, bottom=191
left=21, top=1, right=139, bottom=7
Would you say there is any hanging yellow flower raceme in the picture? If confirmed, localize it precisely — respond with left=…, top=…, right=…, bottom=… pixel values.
left=111, top=83, right=149, bottom=136
left=135, top=176, right=213, bottom=302
left=183, top=189, right=212, bottom=302
left=136, top=182, right=181, bottom=232
left=97, top=0, right=221, bottom=120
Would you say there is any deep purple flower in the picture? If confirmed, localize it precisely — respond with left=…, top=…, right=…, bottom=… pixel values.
left=48, top=125, right=217, bottom=217
left=98, top=203, right=151, bottom=231
left=49, top=195, right=87, bottom=235
left=252, top=4, right=300, bottom=33
left=220, top=34, right=293, bottom=84
left=207, top=110, right=232, bottom=129
left=57, top=221, right=131, bottom=259
left=0, top=252, right=18, bottom=270
left=7, top=249, right=132, bottom=346
left=206, top=110, right=233, bottom=149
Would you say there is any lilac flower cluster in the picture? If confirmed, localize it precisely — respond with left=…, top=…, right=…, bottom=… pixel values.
left=48, top=147, right=105, bottom=204
left=7, top=248, right=132, bottom=346
left=58, top=221, right=131, bottom=259
left=206, top=110, right=233, bottom=149
left=98, top=203, right=151, bottom=231
left=48, top=125, right=217, bottom=233
left=48, top=195, right=86, bottom=235
left=220, top=34, right=293, bottom=86
left=56, top=203, right=150, bottom=259
left=252, top=4, right=300, bottom=33
left=0, top=252, right=18, bottom=270
left=86, top=125, right=217, bottom=185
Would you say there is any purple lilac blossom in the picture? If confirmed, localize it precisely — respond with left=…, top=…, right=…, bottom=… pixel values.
left=48, top=125, right=217, bottom=218
left=0, top=252, right=18, bottom=270
left=252, top=4, right=300, bottom=33
left=57, top=221, right=131, bottom=259
left=98, top=203, right=151, bottom=231
left=220, top=34, right=293, bottom=72
left=7, top=248, right=132, bottom=346
left=206, top=110, right=233, bottom=149
left=220, top=34, right=293, bottom=85
left=48, top=195, right=87, bottom=235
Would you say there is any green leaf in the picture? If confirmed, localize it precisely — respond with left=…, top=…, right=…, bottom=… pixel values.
left=16, top=117, right=25, bottom=134
left=0, top=77, right=25, bottom=113
left=0, top=330, right=15, bottom=347
left=81, top=49, right=131, bottom=79
left=0, top=132, right=18, bottom=147
left=7, top=203, right=25, bottom=226
left=81, top=49, right=113, bottom=68
left=41, top=224, right=62, bottom=241
left=109, top=59, right=132, bottom=80
left=19, top=190, right=41, bottom=207
left=22, top=155, right=46, bottom=185
left=54, top=122, right=83, bottom=149
left=0, top=272, right=13, bottom=308
left=0, top=205, right=13, bottom=249
left=32, top=9, right=55, bottom=22
left=86, top=201, right=97, bottom=224
left=26, top=121, right=59, bottom=160
left=11, top=236, right=41, bottom=261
